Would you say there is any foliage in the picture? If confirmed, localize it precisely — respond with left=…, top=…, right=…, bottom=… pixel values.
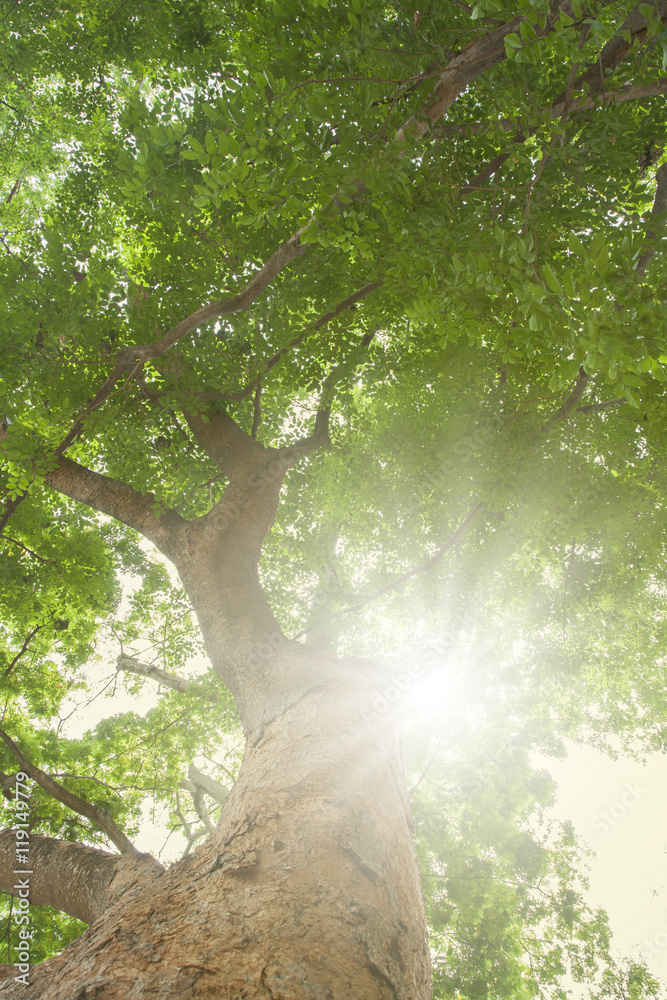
left=0, top=0, right=666, bottom=995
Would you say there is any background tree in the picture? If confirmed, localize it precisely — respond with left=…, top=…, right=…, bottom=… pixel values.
left=0, top=0, right=666, bottom=996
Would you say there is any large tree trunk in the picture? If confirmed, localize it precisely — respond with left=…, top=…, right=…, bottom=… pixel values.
left=0, top=637, right=431, bottom=998
left=0, top=383, right=432, bottom=997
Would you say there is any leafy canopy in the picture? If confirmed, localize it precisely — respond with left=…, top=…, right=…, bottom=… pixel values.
left=0, top=0, right=666, bottom=995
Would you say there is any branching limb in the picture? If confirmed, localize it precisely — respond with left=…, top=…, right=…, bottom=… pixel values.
left=47, top=7, right=601, bottom=448
left=593, top=0, right=667, bottom=76
left=552, top=80, right=667, bottom=119
left=186, top=763, right=229, bottom=805
left=180, top=764, right=228, bottom=835
left=439, top=80, right=667, bottom=138
left=166, top=281, right=383, bottom=479
left=550, top=1, right=667, bottom=114
left=461, top=5, right=667, bottom=192
left=541, top=367, right=590, bottom=431
left=177, top=331, right=375, bottom=544
left=0, top=230, right=314, bottom=532
left=3, top=6, right=608, bottom=527
left=0, top=831, right=162, bottom=925
left=43, top=456, right=185, bottom=557
left=0, top=728, right=139, bottom=855
left=174, top=790, right=208, bottom=856
left=292, top=330, right=377, bottom=459
left=2, top=5, right=651, bottom=529
left=116, top=655, right=192, bottom=693
left=226, top=280, right=385, bottom=404
left=401, top=0, right=612, bottom=136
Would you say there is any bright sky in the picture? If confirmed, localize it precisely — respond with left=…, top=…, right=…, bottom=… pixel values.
left=546, top=744, right=667, bottom=985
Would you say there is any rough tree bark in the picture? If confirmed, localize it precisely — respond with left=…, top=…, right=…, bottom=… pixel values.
left=0, top=398, right=432, bottom=999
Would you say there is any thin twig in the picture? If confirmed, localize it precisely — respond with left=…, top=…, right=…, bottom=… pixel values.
left=0, top=534, right=51, bottom=564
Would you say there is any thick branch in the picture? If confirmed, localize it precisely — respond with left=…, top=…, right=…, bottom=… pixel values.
left=182, top=407, right=266, bottom=480
left=0, top=831, right=162, bottom=925
left=186, top=763, right=229, bottom=805
left=424, top=14, right=536, bottom=124
left=592, top=0, right=667, bottom=75
left=0, top=729, right=139, bottom=855
left=399, top=0, right=613, bottom=139
left=116, top=655, right=192, bottom=693
left=440, top=82, right=667, bottom=139
left=43, top=456, right=185, bottom=556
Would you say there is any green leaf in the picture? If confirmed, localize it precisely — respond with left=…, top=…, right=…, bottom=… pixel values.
left=543, top=263, right=563, bottom=295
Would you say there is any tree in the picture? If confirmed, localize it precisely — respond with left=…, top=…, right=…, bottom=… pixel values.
left=0, top=0, right=666, bottom=996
